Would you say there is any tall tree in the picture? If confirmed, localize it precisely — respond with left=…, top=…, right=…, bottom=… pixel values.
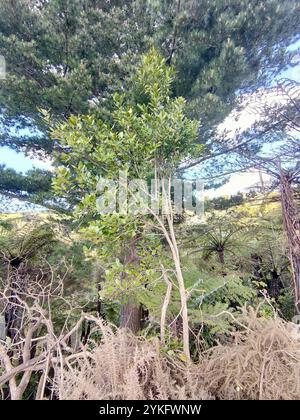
left=0, top=0, right=299, bottom=205
left=49, top=50, right=200, bottom=358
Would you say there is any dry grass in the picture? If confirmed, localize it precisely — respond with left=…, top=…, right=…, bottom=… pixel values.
left=56, top=325, right=212, bottom=400
left=201, top=308, right=300, bottom=400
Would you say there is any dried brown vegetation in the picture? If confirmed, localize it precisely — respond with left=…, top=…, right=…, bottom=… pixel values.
left=1, top=266, right=300, bottom=401
left=201, top=308, right=300, bottom=400
left=56, top=325, right=212, bottom=400
left=56, top=308, right=300, bottom=401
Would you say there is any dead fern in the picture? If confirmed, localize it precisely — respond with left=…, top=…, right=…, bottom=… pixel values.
left=201, top=307, right=300, bottom=400
left=56, top=324, right=212, bottom=400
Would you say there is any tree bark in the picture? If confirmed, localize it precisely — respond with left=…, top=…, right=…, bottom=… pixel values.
left=160, top=266, right=173, bottom=345
left=120, top=236, right=142, bottom=333
left=267, top=270, right=282, bottom=300
left=279, top=166, right=300, bottom=314
left=120, top=301, right=142, bottom=334
left=218, top=248, right=225, bottom=264
left=148, top=176, right=190, bottom=361
left=5, top=260, right=27, bottom=343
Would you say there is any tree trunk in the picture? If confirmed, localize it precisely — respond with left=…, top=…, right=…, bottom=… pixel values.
left=160, top=267, right=173, bottom=345
left=267, top=270, right=282, bottom=300
left=218, top=249, right=225, bottom=264
left=120, top=236, right=142, bottom=333
left=279, top=166, right=300, bottom=314
left=5, top=260, right=27, bottom=343
left=151, top=176, right=190, bottom=361
left=120, top=301, right=142, bottom=333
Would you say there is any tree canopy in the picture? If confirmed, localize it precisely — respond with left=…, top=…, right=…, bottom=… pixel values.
left=0, top=0, right=299, bottom=205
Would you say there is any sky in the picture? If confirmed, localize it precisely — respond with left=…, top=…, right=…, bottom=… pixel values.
left=0, top=43, right=299, bottom=203
left=0, top=146, right=53, bottom=172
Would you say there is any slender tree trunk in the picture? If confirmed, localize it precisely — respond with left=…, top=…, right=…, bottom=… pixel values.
left=267, top=270, right=282, bottom=300
left=166, top=0, right=181, bottom=65
left=120, top=236, right=142, bottom=333
left=149, top=176, right=190, bottom=361
left=173, top=255, right=190, bottom=360
left=218, top=249, right=225, bottom=264
left=5, top=261, right=27, bottom=343
left=218, top=248, right=228, bottom=277
left=93, top=263, right=105, bottom=318
left=279, top=166, right=300, bottom=314
left=160, top=266, right=173, bottom=345
left=165, top=181, right=190, bottom=361
left=120, top=301, right=142, bottom=334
